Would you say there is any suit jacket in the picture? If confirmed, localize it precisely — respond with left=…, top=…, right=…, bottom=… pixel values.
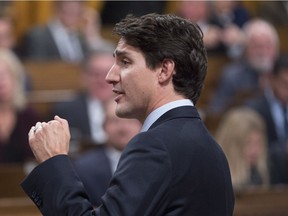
left=19, top=24, right=87, bottom=61
left=73, top=148, right=113, bottom=207
left=208, top=60, right=260, bottom=114
left=246, top=94, right=278, bottom=148
left=21, top=106, right=234, bottom=215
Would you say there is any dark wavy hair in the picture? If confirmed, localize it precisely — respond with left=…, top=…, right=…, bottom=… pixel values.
left=113, top=13, right=208, bottom=105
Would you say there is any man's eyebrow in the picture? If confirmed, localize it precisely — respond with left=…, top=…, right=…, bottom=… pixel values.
left=113, top=50, right=129, bottom=58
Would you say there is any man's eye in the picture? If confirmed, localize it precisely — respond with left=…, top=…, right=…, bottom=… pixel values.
left=122, top=59, right=129, bottom=65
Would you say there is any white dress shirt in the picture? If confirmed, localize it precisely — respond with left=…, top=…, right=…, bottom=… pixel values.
left=105, top=147, right=122, bottom=174
left=87, top=97, right=107, bottom=144
left=48, top=19, right=84, bottom=62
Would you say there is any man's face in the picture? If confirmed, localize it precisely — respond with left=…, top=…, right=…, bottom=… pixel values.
left=57, top=1, right=83, bottom=31
left=0, top=61, right=14, bottom=103
left=0, top=20, right=15, bottom=49
left=85, top=54, right=114, bottom=101
left=179, top=1, right=208, bottom=22
left=105, top=38, right=160, bottom=122
left=246, top=34, right=277, bottom=73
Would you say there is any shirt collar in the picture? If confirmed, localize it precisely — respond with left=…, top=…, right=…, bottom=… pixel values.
left=141, top=99, right=194, bottom=132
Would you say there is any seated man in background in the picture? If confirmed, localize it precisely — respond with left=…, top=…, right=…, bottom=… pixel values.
left=207, top=18, right=279, bottom=115
left=19, top=1, right=87, bottom=62
left=50, top=47, right=115, bottom=157
left=246, top=54, right=288, bottom=185
left=73, top=99, right=141, bottom=207
left=18, top=1, right=114, bottom=63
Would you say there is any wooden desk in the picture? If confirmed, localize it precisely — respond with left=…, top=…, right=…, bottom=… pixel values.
left=0, top=164, right=27, bottom=198
left=0, top=197, right=40, bottom=216
left=234, top=186, right=288, bottom=216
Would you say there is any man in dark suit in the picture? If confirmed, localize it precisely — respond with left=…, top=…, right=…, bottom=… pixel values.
left=19, top=1, right=88, bottom=62
left=246, top=54, right=288, bottom=184
left=22, top=13, right=234, bottom=215
left=73, top=99, right=141, bottom=207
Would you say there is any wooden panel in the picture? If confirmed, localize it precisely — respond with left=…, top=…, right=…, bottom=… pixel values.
left=234, top=186, right=288, bottom=216
left=0, top=165, right=41, bottom=215
left=277, top=26, right=288, bottom=54
left=24, top=61, right=83, bottom=91
left=0, top=197, right=40, bottom=216
left=24, top=61, right=84, bottom=119
left=0, top=165, right=27, bottom=198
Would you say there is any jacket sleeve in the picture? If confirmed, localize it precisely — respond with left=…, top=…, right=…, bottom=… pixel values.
left=21, top=134, right=171, bottom=216
left=21, top=155, right=98, bottom=216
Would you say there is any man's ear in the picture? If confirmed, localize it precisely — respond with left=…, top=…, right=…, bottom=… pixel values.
left=158, top=59, right=175, bottom=84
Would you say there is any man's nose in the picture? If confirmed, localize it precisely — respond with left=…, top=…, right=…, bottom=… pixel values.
left=105, top=64, right=118, bottom=84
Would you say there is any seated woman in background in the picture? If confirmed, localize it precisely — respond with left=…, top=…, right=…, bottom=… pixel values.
left=0, top=48, right=39, bottom=164
left=215, top=107, right=269, bottom=191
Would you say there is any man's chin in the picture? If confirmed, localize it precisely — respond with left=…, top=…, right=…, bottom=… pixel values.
left=116, top=108, right=136, bottom=120
left=115, top=105, right=128, bottom=118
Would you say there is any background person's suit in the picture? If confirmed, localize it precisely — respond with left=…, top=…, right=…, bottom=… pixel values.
left=19, top=25, right=87, bottom=61
left=51, top=93, right=91, bottom=141
left=246, top=94, right=288, bottom=184
left=73, top=148, right=113, bottom=207
left=246, top=94, right=278, bottom=147
left=22, top=106, right=234, bottom=215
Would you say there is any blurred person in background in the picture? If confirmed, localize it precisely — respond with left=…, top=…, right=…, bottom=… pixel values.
left=246, top=54, right=288, bottom=185
left=209, top=1, right=250, bottom=28
left=18, top=1, right=114, bottom=63
left=82, top=6, right=115, bottom=52
left=0, top=48, right=39, bottom=164
left=207, top=18, right=279, bottom=115
left=0, top=14, right=32, bottom=91
left=19, top=1, right=87, bottom=62
left=0, top=15, right=16, bottom=51
left=215, top=107, right=269, bottom=191
left=209, top=1, right=250, bottom=59
left=74, top=99, right=141, bottom=207
left=177, top=1, right=222, bottom=54
left=177, top=0, right=246, bottom=58
left=50, top=47, right=114, bottom=156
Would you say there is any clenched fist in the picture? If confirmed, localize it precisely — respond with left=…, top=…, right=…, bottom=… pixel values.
left=28, top=116, right=71, bottom=163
